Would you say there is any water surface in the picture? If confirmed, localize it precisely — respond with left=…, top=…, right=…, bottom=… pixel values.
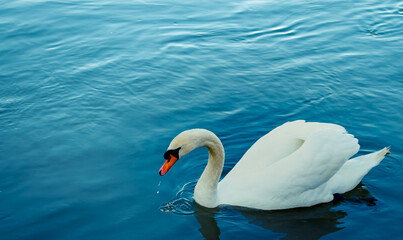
left=1, top=0, right=402, bottom=239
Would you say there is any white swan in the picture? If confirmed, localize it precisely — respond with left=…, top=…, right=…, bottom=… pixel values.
left=159, top=120, right=389, bottom=210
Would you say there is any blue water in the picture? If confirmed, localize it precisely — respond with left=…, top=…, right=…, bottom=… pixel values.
left=1, top=0, right=402, bottom=239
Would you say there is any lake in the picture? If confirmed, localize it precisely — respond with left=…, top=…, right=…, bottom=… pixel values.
left=0, top=0, right=402, bottom=239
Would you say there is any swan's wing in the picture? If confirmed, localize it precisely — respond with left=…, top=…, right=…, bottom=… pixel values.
left=218, top=123, right=360, bottom=209
left=269, top=128, right=360, bottom=192
left=218, top=128, right=360, bottom=210
left=227, top=120, right=347, bottom=173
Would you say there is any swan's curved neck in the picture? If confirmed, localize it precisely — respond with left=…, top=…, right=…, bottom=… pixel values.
left=193, top=132, right=224, bottom=208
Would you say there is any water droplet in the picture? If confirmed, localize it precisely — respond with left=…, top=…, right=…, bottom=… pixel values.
left=156, top=181, right=162, bottom=195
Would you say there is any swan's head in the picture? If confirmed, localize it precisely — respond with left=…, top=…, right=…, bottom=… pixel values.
left=159, top=129, right=211, bottom=176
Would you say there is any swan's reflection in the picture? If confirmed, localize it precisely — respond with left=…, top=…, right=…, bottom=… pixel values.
left=194, top=184, right=376, bottom=240
left=236, top=203, right=346, bottom=240
left=195, top=207, right=221, bottom=240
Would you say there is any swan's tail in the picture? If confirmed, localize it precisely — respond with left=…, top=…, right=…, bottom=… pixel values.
left=376, top=146, right=390, bottom=163
left=327, top=146, right=390, bottom=194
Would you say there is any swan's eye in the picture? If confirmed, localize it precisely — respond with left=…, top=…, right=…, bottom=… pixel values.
left=164, top=147, right=181, bottom=161
left=163, top=151, right=171, bottom=161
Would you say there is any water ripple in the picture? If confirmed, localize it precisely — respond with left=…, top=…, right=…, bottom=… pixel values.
left=159, top=181, right=197, bottom=215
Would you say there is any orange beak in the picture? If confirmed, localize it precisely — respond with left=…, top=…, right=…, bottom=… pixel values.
left=159, top=154, right=179, bottom=176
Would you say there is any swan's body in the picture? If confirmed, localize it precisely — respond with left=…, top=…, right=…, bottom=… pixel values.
left=159, top=120, right=389, bottom=210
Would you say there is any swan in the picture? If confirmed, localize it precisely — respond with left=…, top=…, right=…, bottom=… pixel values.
left=158, top=120, right=389, bottom=210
